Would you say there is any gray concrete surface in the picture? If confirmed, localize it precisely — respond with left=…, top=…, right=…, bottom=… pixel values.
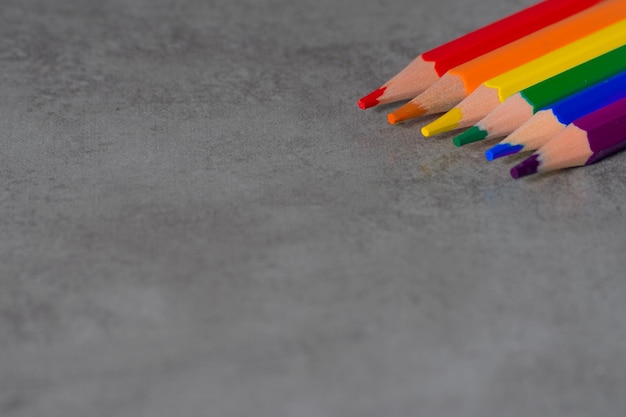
left=2, top=0, right=626, bottom=416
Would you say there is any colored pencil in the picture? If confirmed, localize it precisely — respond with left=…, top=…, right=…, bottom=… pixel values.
left=510, top=96, right=626, bottom=179
left=420, top=18, right=626, bottom=138
left=486, top=69, right=626, bottom=161
left=356, top=0, right=603, bottom=110
left=453, top=45, right=626, bottom=147
left=386, top=0, right=626, bottom=125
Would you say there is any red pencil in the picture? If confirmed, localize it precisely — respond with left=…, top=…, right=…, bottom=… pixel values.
left=357, top=0, right=603, bottom=110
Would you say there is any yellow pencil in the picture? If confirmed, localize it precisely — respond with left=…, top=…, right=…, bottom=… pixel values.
left=420, top=18, right=626, bottom=139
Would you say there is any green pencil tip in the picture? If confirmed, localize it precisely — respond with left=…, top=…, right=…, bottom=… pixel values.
left=452, top=126, right=488, bottom=147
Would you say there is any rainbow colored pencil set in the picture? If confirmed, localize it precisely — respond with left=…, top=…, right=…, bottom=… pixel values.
left=358, top=0, right=626, bottom=179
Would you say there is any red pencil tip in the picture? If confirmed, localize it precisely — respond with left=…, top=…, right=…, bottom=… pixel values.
left=357, top=87, right=386, bottom=110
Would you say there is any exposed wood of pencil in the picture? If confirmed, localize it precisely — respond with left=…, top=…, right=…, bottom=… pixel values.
left=453, top=92, right=535, bottom=146
left=387, top=73, right=465, bottom=124
left=504, top=110, right=567, bottom=152
left=510, top=125, right=591, bottom=179
left=536, top=125, right=591, bottom=172
left=357, top=57, right=438, bottom=109
left=422, top=85, right=501, bottom=137
left=476, top=93, right=535, bottom=139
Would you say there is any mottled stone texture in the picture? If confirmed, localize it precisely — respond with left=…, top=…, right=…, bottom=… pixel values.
left=2, top=1, right=626, bottom=416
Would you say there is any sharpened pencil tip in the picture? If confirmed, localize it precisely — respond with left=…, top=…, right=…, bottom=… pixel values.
left=422, top=108, right=462, bottom=137
left=453, top=126, right=488, bottom=147
left=485, top=143, right=525, bottom=161
left=510, top=154, right=540, bottom=179
left=387, top=102, right=426, bottom=125
left=357, top=87, right=386, bottom=110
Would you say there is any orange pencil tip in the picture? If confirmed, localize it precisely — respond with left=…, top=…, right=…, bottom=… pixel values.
left=387, top=113, right=400, bottom=125
left=387, top=102, right=426, bottom=125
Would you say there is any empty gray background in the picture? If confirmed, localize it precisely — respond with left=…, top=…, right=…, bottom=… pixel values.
left=2, top=0, right=626, bottom=416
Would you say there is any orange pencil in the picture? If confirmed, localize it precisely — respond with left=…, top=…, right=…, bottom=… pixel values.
left=388, top=0, right=626, bottom=125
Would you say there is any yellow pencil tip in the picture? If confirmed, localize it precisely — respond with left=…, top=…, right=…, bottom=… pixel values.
left=421, top=108, right=463, bottom=137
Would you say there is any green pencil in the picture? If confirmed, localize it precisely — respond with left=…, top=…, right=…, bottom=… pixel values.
left=452, top=44, right=626, bottom=147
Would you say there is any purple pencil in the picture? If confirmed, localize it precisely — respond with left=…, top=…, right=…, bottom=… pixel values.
left=511, top=96, right=626, bottom=179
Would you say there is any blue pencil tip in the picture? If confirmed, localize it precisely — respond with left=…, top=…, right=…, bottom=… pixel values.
left=485, top=143, right=524, bottom=161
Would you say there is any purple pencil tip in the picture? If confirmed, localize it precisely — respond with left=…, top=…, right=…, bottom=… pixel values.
left=510, top=154, right=541, bottom=179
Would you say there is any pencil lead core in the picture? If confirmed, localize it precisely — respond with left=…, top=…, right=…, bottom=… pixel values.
left=357, top=87, right=386, bottom=110
left=453, top=126, right=488, bottom=147
left=387, top=102, right=426, bottom=125
left=485, top=143, right=524, bottom=161
left=510, top=154, right=540, bottom=179
left=421, top=108, right=462, bottom=137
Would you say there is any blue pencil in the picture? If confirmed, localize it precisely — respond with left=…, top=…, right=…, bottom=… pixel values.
left=485, top=69, right=626, bottom=161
